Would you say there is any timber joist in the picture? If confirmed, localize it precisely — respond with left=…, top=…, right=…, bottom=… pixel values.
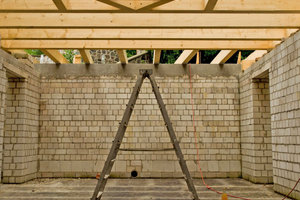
left=0, top=0, right=299, bottom=64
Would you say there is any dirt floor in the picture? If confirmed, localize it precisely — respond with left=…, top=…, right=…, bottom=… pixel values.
left=0, top=178, right=293, bottom=200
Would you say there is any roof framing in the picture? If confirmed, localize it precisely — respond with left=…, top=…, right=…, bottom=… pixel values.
left=0, top=0, right=299, bottom=64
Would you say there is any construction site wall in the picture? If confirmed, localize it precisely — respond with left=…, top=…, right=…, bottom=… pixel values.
left=35, top=64, right=241, bottom=179
left=240, top=30, right=300, bottom=198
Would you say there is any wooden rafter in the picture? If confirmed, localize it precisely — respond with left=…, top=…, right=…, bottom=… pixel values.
left=245, top=50, right=268, bottom=60
left=79, top=49, right=94, bottom=64
left=117, top=50, right=128, bottom=64
left=204, top=0, right=218, bottom=10
left=52, top=0, right=68, bottom=11
left=1, top=13, right=300, bottom=28
left=0, top=29, right=296, bottom=40
left=175, top=50, right=198, bottom=64
left=138, top=0, right=174, bottom=11
left=211, top=50, right=237, bottom=64
left=1, top=40, right=280, bottom=50
left=241, top=50, right=268, bottom=70
left=42, top=50, right=69, bottom=64
left=153, top=50, right=162, bottom=64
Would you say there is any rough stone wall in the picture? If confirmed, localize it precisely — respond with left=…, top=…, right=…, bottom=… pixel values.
left=37, top=64, right=241, bottom=179
left=240, top=31, right=300, bottom=198
left=90, top=50, right=120, bottom=64
left=0, top=49, right=40, bottom=183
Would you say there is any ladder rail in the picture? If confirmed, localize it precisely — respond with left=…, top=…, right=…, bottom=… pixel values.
left=148, top=75, right=199, bottom=200
left=91, top=74, right=146, bottom=200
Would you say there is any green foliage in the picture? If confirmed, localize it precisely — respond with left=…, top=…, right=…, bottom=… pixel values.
left=201, top=50, right=220, bottom=63
left=161, top=50, right=182, bottom=64
left=126, top=50, right=137, bottom=58
left=25, top=49, right=44, bottom=56
left=63, top=50, right=77, bottom=63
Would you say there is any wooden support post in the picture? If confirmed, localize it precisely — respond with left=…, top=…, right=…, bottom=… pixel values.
left=153, top=50, right=162, bottom=64
left=196, top=51, right=200, bottom=64
left=237, top=51, right=242, bottom=64
left=117, top=50, right=128, bottom=64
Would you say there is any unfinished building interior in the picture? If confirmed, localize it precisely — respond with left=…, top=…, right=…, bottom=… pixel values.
left=0, top=0, right=300, bottom=199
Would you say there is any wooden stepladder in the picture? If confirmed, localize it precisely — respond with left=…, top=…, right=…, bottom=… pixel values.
left=91, top=69, right=199, bottom=200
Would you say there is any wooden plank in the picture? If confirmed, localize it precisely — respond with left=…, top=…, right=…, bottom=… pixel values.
left=214, top=0, right=300, bottom=12
left=79, top=49, right=94, bottom=64
left=211, top=50, right=237, bottom=64
left=52, top=0, right=68, bottom=11
left=117, top=50, right=128, bottom=64
left=2, top=0, right=300, bottom=13
left=42, top=50, right=69, bottom=64
left=196, top=51, right=200, bottom=64
left=0, top=29, right=294, bottom=40
left=153, top=50, right=162, bottom=64
left=175, top=50, right=198, bottom=64
left=237, top=51, right=242, bottom=64
left=2, top=40, right=280, bottom=50
left=245, top=50, right=268, bottom=60
left=0, top=0, right=57, bottom=10
left=96, top=0, right=133, bottom=11
left=1, top=13, right=300, bottom=28
left=204, top=0, right=218, bottom=11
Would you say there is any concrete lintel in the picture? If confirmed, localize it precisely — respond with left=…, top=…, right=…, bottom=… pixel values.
left=34, top=64, right=241, bottom=79
left=5, top=61, right=29, bottom=79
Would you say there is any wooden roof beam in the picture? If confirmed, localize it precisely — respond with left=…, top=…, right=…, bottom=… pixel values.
left=1, top=29, right=295, bottom=40
left=175, top=50, right=198, bottom=64
left=52, top=0, right=68, bottom=11
left=42, top=50, right=69, bottom=64
left=153, top=50, right=162, bottom=65
left=211, top=50, right=237, bottom=64
left=204, top=0, right=218, bottom=11
left=117, top=50, right=128, bottom=64
left=2, top=40, right=280, bottom=50
left=79, top=49, right=94, bottom=64
left=1, top=13, right=300, bottom=28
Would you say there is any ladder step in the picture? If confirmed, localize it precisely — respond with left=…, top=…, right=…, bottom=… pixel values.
left=119, top=148, right=175, bottom=152
left=104, top=174, right=110, bottom=180
left=97, top=191, right=103, bottom=198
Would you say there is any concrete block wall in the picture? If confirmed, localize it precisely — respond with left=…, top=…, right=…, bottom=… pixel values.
left=0, top=49, right=40, bottom=183
left=240, top=30, right=300, bottom=198
left=0, top=49, right=7, bottom=184
left=36, top=64, right=241, bottom=179
left=240, top=74, right=273, bottom=183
